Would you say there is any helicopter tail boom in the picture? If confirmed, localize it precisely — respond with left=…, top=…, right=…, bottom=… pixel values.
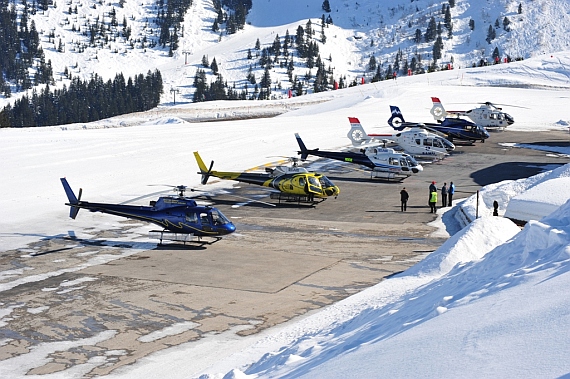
left=60, top=178, right=82, bottom=219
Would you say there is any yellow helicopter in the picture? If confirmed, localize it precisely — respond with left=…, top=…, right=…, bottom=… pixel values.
left=194, top=152, right=340, bottom=204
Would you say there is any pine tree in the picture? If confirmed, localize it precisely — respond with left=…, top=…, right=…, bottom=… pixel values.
left=368, top=56, right=377, bottom=72
left=469, top=19, right=475, bottom=31
left=322, top=0, right=331, bottom=12
left=425, top=17, right=437, bottom=42
left=211, top=57, right=219, bottom=75
left=444, top=5, right=452, bottom=31
left=201, top=55, right=209, bottom=68
left=433, top=36, right=443, bottom=61
left=486, top=24, right=496, bottom=44
left=503, top=16, right=511, bottom=31
left=272, top=34, right=281, bottom=57
left=260, top=64, right=271, bottom=90
left=492, top=47, right=501, bottom=62
left=414, top=29, right=422, bottom=43
left=518, top=3, right=523, bottom=14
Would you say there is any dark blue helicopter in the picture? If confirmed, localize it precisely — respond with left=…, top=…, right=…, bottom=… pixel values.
left=61, top=178, right=236, bottom=243
left=387, top=105, right=490, bottom=143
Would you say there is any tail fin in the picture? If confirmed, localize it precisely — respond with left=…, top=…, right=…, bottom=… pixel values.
left=60, top=178, right=81, bottom=219
left=387, top=106, right=406, bottom=131
left=193, top=151, right=214, bottom=185
left=347, top=117, right=372, bottom=146
left=294, top=133, right=310, bottom=161
left=430, top=97, right=446, bottom=121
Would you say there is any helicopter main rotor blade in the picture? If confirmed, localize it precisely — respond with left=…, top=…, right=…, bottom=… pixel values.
left=119, top=188, right=172, bottom=204
left=226, top=193, right=277, bottom=207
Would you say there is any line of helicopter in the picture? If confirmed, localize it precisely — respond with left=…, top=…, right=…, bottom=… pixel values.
left=60, top=98, right=516, bottom=245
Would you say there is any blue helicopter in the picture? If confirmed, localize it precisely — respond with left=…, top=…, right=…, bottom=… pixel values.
left=61, top=178, right=236, bottom=244
left=387, top=105, right=490, bottom=143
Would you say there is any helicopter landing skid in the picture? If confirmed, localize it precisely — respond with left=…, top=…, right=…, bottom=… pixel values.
left=149, top=230, right=222, bottom=246
left=269, top=192, right=324, bottom=205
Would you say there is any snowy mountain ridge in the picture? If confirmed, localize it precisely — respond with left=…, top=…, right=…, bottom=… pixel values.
left=2, top=0, right=570, bottom=110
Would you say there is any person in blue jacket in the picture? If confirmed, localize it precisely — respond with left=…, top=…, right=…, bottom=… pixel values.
left=448, top=182, right=455, bottom=206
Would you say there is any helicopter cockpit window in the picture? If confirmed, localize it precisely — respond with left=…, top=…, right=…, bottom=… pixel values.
left=319, top=176, right=334, bottom=188
left=424, top=138, right=433, bottom=146
left=434, top=139, right=443, bottom=148
left=211, top=210, right=230, bottom=225
left=405, top=156, right=417, bottom=166
left=299, top=177, right=306, bottom=187
left=185, top=213, right=198, bottom=223
left=400, top=158, right=408, bottom=167
left=389, top=157, right=398, bottom=165
left=415, top=138, right=421, bottom=145
left=490, top=113, right=497, bottom=119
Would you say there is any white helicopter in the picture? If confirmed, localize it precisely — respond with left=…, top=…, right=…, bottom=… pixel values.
left=296, top=133, right=423, bottom=181
left=346, top=117, right=455, bottom=161
left=430, top=97, right=516, bottom=130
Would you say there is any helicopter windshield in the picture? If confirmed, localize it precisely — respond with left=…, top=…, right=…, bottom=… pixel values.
left=440, top=138, right=454, bottom=150
left=210, top=209, right=231, bottom=225
left=319, top=176, right=335, bottom=189
left=405, top=155, right=418, bottom=167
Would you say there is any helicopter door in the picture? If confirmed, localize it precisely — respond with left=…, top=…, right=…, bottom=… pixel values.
left=185, top=213, right=198, bottom=223
left=306, top=176, right=322, bottom=194
left=200, top=212, right=213, bottom=232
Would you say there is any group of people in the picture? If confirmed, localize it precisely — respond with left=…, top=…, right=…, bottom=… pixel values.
left=399, top=181, right=455, bottom=213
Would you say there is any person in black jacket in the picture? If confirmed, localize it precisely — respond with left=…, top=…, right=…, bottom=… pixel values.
left=400, top=187, right=409, bottom=212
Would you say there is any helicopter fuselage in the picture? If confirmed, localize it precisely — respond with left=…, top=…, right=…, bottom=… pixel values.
left=61, top=178, right=235, bottom=237
left=194, top=152, right=340, bottom=200
left=296, top=133, right=423, bottom=177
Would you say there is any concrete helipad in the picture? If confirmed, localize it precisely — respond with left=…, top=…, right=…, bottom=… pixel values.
left=82, top=246, right=341, bottom=293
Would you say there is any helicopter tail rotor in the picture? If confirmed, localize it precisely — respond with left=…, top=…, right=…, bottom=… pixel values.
left=60, top=178, right=82, bottom=219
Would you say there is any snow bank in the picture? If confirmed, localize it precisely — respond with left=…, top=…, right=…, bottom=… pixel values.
left=505, top=177, right=570, bottom=222
left=460, top=163, right=570, bottom=221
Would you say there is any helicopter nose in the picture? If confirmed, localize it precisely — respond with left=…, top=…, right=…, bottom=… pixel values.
left=325, top=186, right=340, bottom=197
left=222, top=223, right=236, bottom=235
left=412, top=165, right=423, bottom=173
